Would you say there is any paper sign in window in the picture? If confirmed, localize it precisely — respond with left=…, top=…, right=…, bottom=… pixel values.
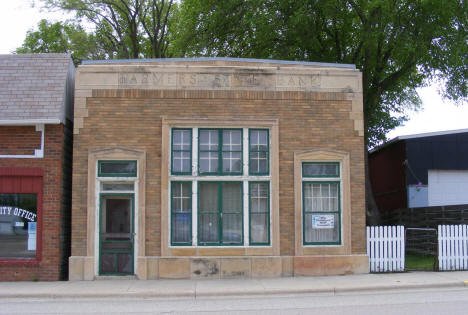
left=312, top=215, right=334, bottom=229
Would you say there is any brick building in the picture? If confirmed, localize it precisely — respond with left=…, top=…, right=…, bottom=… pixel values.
left=0, top=54, right=74, bottom=280
left=69, top=58, right=368, bottom=280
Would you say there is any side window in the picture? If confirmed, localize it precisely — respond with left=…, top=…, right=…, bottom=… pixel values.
left=302, top=162, right=341, bottom=245
left=171, top=182, right=192, bottom=245
left=249, top=182, right=270, bottom=245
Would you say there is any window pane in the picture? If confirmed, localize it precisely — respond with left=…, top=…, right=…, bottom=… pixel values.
left=199, top=152, right=218, bottom=173
left=222, top=130, right=242, bottom=151
left=172, top=152, right=191, bottom=173
left=172, top=182, right=191, bottom=212
left=199, top=213, right=219, bottom=243
left=222, top=183, right=242, bottom=214
left=249, top=130, right=268, bottom=151
left=303, top=163, right=339, bottom=177
left=250, top=183, right=268, bottom=213
left=222, top=213, right=242, bottom=243
left=172, top=130, right=191, bottom=150
left=250, top=213, right=268, bottom=244
left=199, top=130, right=218, bottom=151
left=249, top=130, right=269, bottom=175
left=249, top=182, right=269, bottom=244
left=100, top=161, right=137, bottom=176
left=304, top=183, right=339, bottom=212
left=222, top=152, right=242, bottom=173
left=172, top=213, right=191, bottom=243
left=304, top=213, right=339, bottom=243
left=249, top=151, right=268, bottom=174
left=199, top=183, right=218, bottom=213
left=0, top=194, right=37, bottom=258
left=198, top=182, right=217, bottom=244
left=171, top=182, right=191, bottom=244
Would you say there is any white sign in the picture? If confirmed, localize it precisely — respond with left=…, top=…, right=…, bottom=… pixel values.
left=312, top=215, right=335, bottom=229
left=27, top=222, right=37, bottom=251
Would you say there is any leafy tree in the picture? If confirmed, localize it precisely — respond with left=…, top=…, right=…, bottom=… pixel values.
left=175, top=0, right=466, bottom=143
left=15, top=19, right=104, bottom=65
left=39, top=0, right=177, bottom=59
left=173, top=0, right=467, bottom=221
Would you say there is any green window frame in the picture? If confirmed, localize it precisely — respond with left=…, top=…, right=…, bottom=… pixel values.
left=198, top=129, right=243, bottom=176
left=98, top=160, right=137, bottom=177
left=197, top=181, right=243, bottom=246
left=171, top=128, right=192, bottom=175
left=170, top=181, right=192, bottom=246
left=249, top=182, right=270, bottom=245
left=249, top=129, right=269, bottom=175
left=302, top=161, right=341, bottom=246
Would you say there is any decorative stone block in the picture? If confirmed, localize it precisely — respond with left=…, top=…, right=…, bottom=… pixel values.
left=191, top=258, right=220, bottom=279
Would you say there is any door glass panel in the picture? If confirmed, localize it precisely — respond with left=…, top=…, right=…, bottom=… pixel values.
left=101, top=253, right=114, bottom=274
left=117, top=253, right=132, bottom=273
left=102, top=198, right=131, bottom=240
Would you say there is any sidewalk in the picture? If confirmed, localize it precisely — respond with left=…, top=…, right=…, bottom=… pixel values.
left=1, top=271, right=468, bottom=299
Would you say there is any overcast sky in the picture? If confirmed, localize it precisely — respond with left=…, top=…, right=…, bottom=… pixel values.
left=1, top=0, right=467, bottom=140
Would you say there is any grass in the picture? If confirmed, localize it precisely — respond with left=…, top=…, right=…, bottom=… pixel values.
left=405, top=254, right=437, bottom=271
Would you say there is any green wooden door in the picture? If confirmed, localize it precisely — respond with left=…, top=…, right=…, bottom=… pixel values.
left=99, top=194, right=134, bottom=275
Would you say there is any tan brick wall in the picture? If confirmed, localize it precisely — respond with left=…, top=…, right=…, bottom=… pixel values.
left=71, top=89, right=366, bottom=258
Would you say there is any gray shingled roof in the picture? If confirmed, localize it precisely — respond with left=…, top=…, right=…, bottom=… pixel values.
left=0, top=54, right=74, bottom=124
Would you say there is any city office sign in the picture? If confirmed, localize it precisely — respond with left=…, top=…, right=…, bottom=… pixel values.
left=0, top=206, right=37, bottom=221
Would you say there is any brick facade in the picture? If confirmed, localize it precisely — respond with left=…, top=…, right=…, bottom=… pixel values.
left=70, top=60, right=368, bottom=279
left=72, top=90, right=366, bottom=256
left=0, top=123, right=72, bottom=280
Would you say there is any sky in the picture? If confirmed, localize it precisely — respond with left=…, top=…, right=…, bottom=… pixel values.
left=1, top=0, right=467, bottom=141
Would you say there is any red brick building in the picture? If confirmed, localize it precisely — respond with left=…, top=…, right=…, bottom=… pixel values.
left=0, top=54, right=74, bottom=280
left=69, top=58, right=368, bottom=280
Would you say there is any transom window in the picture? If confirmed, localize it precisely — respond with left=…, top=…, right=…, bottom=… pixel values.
left=302, top=162, right=341, bottom=245
left=98, top=160, right=137, bottom=177
left=169, top=127, right=271, bottom=247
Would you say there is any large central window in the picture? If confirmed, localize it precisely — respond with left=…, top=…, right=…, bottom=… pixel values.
left=170, top=127, right=270, bottom=247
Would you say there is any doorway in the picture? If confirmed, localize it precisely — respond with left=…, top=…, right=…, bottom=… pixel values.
left=99, top=194, right=134, bottom=275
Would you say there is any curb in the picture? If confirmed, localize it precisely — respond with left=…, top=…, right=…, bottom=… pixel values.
left=0, top=281, right=465, bottom=299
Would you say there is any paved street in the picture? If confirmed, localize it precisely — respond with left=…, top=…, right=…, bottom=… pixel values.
left=1, top=286, right=468, bottom=314
left=1, top=271, right=468, bottom=314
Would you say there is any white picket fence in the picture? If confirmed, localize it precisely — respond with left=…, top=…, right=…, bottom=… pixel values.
left=367, top=226, right=405, bottom=272
left=438, top=225, right=468, bottom=271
